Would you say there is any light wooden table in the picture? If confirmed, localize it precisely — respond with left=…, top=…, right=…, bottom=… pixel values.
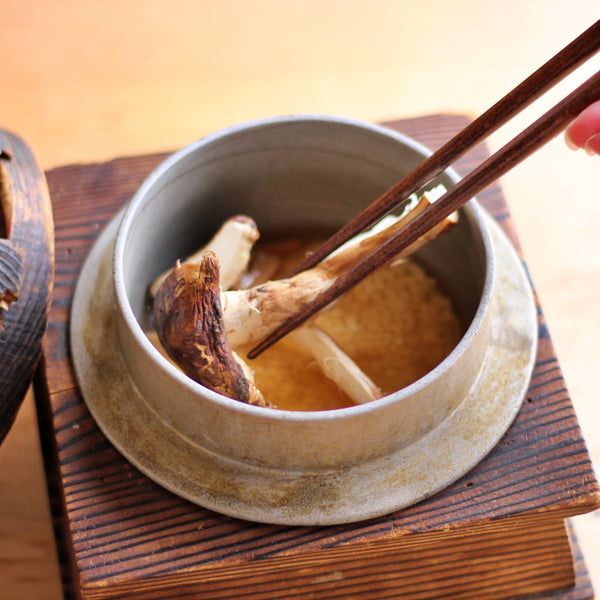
left=1, top=2, right=599, bottom=598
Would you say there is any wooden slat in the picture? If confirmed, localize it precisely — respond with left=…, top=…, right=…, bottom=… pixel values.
left=79, top=520, right=576, bottom=600
left=35, top=114, right=600, bottom=600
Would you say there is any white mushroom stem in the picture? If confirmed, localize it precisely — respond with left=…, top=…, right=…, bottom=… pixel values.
left=222, top=190, right=458, bottom=347
left=288, top=324, right=382, bottom=404
left=149, top=215, right=259, bottom=297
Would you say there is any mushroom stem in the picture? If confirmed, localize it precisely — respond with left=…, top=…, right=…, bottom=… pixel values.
left=288, top=324, right=382, bottom=404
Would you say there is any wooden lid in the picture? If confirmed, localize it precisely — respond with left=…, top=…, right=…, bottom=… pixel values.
left=0, top=130, right=54, bottom=444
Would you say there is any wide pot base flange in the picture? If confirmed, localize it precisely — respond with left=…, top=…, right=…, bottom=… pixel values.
left=70, top=210, right=537, bottom=526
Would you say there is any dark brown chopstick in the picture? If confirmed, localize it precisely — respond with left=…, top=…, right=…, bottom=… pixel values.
left=248, top=68, right=600, bottom=359
left=285, top=19, right=600, bottom=278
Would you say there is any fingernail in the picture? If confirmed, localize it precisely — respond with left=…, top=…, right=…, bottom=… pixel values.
left=584, top=134, right=600, bottom=156
left=564, top=133, right=579, bottom=151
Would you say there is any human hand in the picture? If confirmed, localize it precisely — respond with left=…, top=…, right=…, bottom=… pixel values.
left=565, top=100, right=600, bottom=155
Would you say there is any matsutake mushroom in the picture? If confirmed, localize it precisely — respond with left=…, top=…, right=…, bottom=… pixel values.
left=153, top=252, right=269, bottom=407
left=152, top=187, right=458, bottom=406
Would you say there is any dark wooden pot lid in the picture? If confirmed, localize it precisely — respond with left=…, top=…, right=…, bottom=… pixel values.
left=0, top=130, right=54, bottom=444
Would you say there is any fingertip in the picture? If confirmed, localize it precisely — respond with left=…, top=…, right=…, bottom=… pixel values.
left=564, top=130, right=580, bottom=151
left=565, top=102, right=600, bottom=148
left=584, top=133, right=600, bottom=156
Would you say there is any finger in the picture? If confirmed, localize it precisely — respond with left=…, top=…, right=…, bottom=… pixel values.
left=565, top=102, right=600, bottom=149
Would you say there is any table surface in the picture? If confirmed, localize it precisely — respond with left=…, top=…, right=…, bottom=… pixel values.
left=1, top=3, right=599, bottom=599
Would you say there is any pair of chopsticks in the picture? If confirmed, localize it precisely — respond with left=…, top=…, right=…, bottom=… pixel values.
left=248, top=19, right=600, bottom=359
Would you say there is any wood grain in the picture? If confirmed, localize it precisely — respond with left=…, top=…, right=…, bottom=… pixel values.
left=49, top=520, right=578, bottom=599
left=34, top=114, right=600, bottom=600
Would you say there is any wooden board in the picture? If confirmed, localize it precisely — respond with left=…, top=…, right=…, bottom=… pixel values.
left=34, top=114, right=600, bottom=599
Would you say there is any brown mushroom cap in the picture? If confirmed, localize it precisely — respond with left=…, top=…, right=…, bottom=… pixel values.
left=153, top=252, right=267, bottom=406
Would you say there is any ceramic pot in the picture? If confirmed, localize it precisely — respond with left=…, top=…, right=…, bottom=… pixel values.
left=73, top=115, right=537, bottom=524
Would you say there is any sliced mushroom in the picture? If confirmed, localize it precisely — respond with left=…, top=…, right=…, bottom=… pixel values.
left=149, top=215, right=259, bottom=297
left=288, top=324, right=382, bottom=404
left=153, top=252, right=269, bottom=407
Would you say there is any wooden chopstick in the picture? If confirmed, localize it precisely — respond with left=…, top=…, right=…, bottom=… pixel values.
left=286, top=19, right=600, bottom=279
left=248, top=67, right=600, bottom=359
